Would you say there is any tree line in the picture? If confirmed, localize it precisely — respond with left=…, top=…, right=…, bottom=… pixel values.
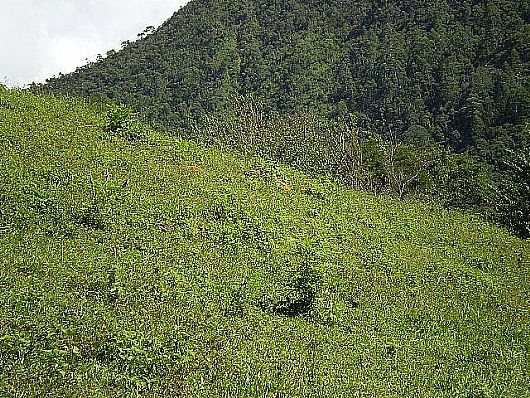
left=42, top=0, right=530, bottom=237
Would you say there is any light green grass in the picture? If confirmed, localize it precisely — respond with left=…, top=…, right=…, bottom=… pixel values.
left=1, top=88, right=529, bottom=397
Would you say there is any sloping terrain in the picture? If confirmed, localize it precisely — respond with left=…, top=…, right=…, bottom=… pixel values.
left=1, top=89, right=529, bottom=396
left=45, top=0, right=530, bottom=157
left=42, top=0, right=530, bottom=237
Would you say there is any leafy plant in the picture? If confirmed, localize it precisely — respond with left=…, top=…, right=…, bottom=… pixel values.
left=78, top=201, right=106, bottom=230
left=495, top=140, right=530, bottom=238
left=224, top=282, right=248, bottom=317
left=106, top=104, right=146, bottom=141
left=262, top=263, right=321, bottom=317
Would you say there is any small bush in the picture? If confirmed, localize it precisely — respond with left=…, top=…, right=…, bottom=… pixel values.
left=224, top=282, right=248, bottom=317
left=78, top=201, right=107, bottom=230
left=494, top=142, right=530, bottom=238
left=107, top=105, right=133, bottom=132
left=106, top=105, right=147, bottom=141
left=262, top=263, right=321, bottom=317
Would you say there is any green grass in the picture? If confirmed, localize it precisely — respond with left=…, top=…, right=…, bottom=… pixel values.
left=1, top=88, right=529, bottom=397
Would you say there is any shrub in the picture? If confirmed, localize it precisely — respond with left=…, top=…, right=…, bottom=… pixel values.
left=428, top=151, right=494, bottom=211
left=106, top=105, right=132, bottom=132
left=224, top=282, right=248, bottom=317
left=264, top=263, right=321, bottom=317
left=494, top=142, right=530, bottom=238
left=78, top=201, right=106, bottom=230
left=106, top=105, right=147, bottom=141
left=76, top=178, right=116, bottom=231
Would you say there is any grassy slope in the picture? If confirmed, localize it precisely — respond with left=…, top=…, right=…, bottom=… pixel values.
left=0, top=89, right=529, bottom=397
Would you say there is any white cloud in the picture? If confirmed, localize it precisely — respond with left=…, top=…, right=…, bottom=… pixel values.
left=0, top=0, right=188, bottom=87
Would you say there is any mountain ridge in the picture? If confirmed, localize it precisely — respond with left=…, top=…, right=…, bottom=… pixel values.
left=45, top=0, right=530, bottom=156
left=41, top=0, right=530, bottom=237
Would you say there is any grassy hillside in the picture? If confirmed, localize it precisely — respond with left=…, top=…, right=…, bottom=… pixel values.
left=1, top=89, right=529, bottom=397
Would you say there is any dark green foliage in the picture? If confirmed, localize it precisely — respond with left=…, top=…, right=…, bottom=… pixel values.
left=429, top=151, right=494, bottom=211
left=78, top=202, right=106, bottom=230
left=44, top=0, right=530, bottom=158
left=270, top=263, right=320, bottom=317
left=494, top=137, right=530, bottom=238
left=105, top=104, right=147, bottom=141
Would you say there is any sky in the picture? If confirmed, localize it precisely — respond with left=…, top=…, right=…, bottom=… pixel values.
left=0, top=0, right=189, bottom=87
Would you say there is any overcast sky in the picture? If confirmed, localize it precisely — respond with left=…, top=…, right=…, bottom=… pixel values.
left=0, top=0, right=189, bottom=87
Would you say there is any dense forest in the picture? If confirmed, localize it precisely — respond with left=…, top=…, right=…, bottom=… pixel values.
left=44, top=0, right=530, bottom=236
